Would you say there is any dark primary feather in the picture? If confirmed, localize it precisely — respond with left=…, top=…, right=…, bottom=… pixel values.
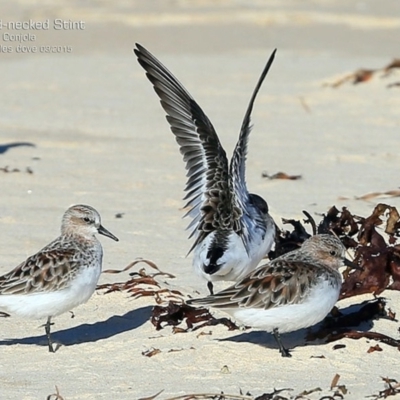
left=135, top=44, right=234, bottom=251
left=229, top=49, right=276, bottom=252
left=135, top=44, right=276, bottom=255
left=230, top=49, right=276, bottom=209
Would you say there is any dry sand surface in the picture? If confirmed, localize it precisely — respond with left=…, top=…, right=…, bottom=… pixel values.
left=1, top=0, right=400, bottom=399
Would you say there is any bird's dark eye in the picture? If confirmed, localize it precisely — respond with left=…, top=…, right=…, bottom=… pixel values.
left=83, top=217, right=91, bottom=223
left=330, top=250, right=337, bottom=256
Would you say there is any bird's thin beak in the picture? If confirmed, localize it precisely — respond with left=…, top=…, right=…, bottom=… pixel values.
left=344, top=258, right=362, bottom=270
left=98, top=225, right=119, bottom=241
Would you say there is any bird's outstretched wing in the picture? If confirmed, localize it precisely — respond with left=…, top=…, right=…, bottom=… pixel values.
left=135, top=44, right=241, bottom=252
left=229, top=49, right=277, bottom=253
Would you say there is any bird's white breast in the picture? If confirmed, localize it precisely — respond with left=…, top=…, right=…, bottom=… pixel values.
left=228, top=276, right=341, bottom=334
left=0, top=263, right=101, bottom=319
left=193, top=226, right=274, bottom=283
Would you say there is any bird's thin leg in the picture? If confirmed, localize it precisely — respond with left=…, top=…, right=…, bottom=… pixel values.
left=45, top=317, right=55, bottom=353
left=207, top=281, right=214, bottom=295
left=273, top=328, right=291, bottom=357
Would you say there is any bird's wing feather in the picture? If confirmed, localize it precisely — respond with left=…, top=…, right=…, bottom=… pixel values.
left=229, top=49, right=277, bottom=253
left=135, top=44, right=238, bottom=252
left=0, top=247, right=82, bottom=295
left=188, top=258, right=322, bottom=310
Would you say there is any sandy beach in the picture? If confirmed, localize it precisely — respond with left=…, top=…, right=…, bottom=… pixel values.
left=1, top=1, right=400, bottom=399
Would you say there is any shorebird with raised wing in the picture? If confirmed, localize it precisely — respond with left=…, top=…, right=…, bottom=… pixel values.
left=135, top=44, right=277, bottom=294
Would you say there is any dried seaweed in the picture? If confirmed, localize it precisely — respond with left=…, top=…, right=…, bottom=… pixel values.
left=332, top=344, right=346, bottom=351
left=305, top=203, right=400, bottom=298
left=330, top=375, right=340, bottom=390
left=269, top=213, right=311, bottom=259
left=98, top=258, right=181, bottom=304
left=328, top=69, right=375, bottom=87
left=151, top=301, right=239, bottom=332
left=164, top=394, right=253, bottom=400
left=254, top=388, right=292, bottom=400
left=0, top=166, right=20, bottom=173
left=46, top=386, right=64, bottom=400
left=156, top=388, right=349, bottom=400
left=102, top=258, right=175, bottom=278
left=340, top=204, right=400, bottom=298
left=325, top=58, right=400, bottom=88
left=295, top=377, right=347, bottom=400
left=368, top=377, right=400, bottom=399
left=196, top=331, right=212, bottom=338
left=383, top=59, right=400, bottom=73
left=261, top=171, right=302, bottom=180
left=220, top=365, right=230, bottom=374
left=142, top=347, right=161, bottom=357
left=295, top=388, right=322, bottom=398
left=140, top=385, right=349, bottom=400
left=308, top=298, right=389, bottom=338
left=327, top=331, right=400, bottom=350
left=308, top=298, right=400, bottom=350
left=0, top=165, right=34, bottom=174
left=138, top=390, right=165, bottom=400
left=302, top=211, right=317, bottom=236
left=138, top=374, right=400, bottom=400
left=367, top=344, right=383, bottom=353
left=298, top=96, right=311, bottom=113
left=355, top=189, right=400, bottom=201
left=168, top=347, right=195, bottom=353
left=317, top=206, right=359, bottom=237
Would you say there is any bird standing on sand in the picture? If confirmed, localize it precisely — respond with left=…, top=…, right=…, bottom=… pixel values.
left=187, top=234, right=354, bottom=357
left=0, top=204, right=118, bottom=352
left=135, top=43, right=277, bottom=294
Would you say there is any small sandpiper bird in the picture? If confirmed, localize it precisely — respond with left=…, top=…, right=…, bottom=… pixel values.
left=0, top=204, right=118, bottom=352
left=188, top=234, right=356, bottom=357
left=135, top=44, right=277, bottom=294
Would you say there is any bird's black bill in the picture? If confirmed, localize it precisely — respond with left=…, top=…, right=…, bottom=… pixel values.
left=98, top=225, right=119, bottom=241
left=344, top=258, right=362, bottom=270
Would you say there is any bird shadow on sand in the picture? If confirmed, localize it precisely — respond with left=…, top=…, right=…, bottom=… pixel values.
left=218, top=329, right=309, bottom=354
left=0, top=306, right=152, bottom=350
left=0, top=142, right=35, bottom=154
left=218, top=302, right=376, bottom=354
